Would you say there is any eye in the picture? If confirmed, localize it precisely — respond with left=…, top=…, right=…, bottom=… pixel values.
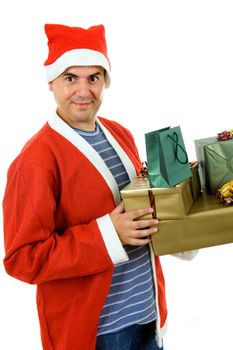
left=65, top=75, right=77, bottom=83
left=89, top=74, right=100, bottom=84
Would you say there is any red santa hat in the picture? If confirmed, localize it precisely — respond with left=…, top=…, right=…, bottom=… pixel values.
left=44, top=24, right=111, bottom=87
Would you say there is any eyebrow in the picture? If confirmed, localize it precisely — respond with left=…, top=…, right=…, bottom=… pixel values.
left=62, top=70, right=102, bottom=78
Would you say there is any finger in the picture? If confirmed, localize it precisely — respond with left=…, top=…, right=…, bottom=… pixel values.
left=129, top=237, right=152, bottom=246
left=111, top=202, right=124, bottom=215
left=126, top=207, right=155, bottom=220
left=138, top=226, right=159, bottom=237
left=132, top=218, right=159, bottom=230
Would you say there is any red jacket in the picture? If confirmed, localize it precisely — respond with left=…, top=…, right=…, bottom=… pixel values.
left=3, top=115, right=167, bottom=349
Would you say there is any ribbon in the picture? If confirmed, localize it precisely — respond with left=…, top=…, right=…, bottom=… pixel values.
left=167, top=132, right=188, bottom=164
left=148, top=190, right=157, bottom=219
left=216, top=180, right=233, bottom=205
left=140, top=161, right=148, bottom=177
left=216, top=130, right=232, bottom=141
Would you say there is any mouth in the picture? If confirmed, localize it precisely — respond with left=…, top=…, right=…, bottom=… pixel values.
left=72, top=101, right=92, bottom=110
left=72, top=101, right=92, bottom=108
left=78, top=102, right=91, bottom=106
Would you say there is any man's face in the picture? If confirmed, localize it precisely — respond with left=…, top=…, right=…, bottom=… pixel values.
left=49, top=66, right=106, bottom=130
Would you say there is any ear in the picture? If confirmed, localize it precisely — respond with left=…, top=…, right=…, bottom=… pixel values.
left=48, top=82, right=53, bottom=91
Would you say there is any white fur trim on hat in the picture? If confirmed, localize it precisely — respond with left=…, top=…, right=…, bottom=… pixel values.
left=45, top=48, right=111, bottom=87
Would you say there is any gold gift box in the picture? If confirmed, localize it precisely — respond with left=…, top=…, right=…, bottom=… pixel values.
left=120, top=162, right=200, bottom=220
left=121, top=177, right=193, bottom=220
left=152, top=193, right=233, bottom=255
left=189, top=161, right=201, bottom=201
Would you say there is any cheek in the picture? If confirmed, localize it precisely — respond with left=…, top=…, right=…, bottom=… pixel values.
left=54, top=88, right=73, bottom=103
left=96, top=87, right=105, bottom=101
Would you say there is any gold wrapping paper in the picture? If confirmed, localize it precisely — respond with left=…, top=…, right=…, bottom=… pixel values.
left=120, top=162, right=200, bottom=220
left=189, top=161, right=201, bottom=201
left=152, top=193, right=233, bottom=256
left=121, top=176, right=193, bottom=220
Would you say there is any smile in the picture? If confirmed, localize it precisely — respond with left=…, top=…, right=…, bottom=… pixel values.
left=73, top=102, right=92, bottom=108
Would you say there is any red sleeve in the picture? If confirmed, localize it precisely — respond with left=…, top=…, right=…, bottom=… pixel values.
left=3, top=160, right=114, bottom=285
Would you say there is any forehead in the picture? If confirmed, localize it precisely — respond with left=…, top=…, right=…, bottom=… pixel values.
left=62, top=66, right=105, bottom=76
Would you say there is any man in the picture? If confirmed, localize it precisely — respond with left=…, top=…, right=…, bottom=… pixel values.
left=2, top=24, right=194, bottom=350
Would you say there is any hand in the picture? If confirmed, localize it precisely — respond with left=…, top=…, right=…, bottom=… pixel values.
left=110, top=202, right=159, bottom=246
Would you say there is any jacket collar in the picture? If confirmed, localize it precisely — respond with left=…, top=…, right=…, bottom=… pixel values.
left=48, top=114, right=136, bottom=204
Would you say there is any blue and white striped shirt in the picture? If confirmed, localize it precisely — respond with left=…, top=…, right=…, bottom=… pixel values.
left=74, top=123, right=156, bottom=335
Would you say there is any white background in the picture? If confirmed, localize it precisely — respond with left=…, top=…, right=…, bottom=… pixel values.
left=1, top=0, right=233, bottom=349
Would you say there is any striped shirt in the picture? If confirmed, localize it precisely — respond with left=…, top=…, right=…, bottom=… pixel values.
left=74, top=123, right=156, bottom=335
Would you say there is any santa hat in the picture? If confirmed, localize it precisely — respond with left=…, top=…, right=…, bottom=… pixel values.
left=44, top=24, right=111, bottom=87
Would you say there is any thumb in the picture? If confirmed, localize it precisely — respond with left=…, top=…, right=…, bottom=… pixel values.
left=111, top=202, right=124, bottom=215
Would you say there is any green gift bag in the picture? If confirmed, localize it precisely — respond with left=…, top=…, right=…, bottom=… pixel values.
left=145, top=126, right=192, bottom=188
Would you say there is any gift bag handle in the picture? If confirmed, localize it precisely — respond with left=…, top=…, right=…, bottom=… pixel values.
left=167, top=132, right=188, bottom=164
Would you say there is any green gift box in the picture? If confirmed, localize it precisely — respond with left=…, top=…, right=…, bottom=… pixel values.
left=195, top=137, right=233, bottom=195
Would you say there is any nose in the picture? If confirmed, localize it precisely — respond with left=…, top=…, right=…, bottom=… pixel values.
left=75, top=80, right=92, bottom=98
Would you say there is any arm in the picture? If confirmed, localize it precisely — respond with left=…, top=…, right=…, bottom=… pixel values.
left=3, top=160, right=127, bottom=285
